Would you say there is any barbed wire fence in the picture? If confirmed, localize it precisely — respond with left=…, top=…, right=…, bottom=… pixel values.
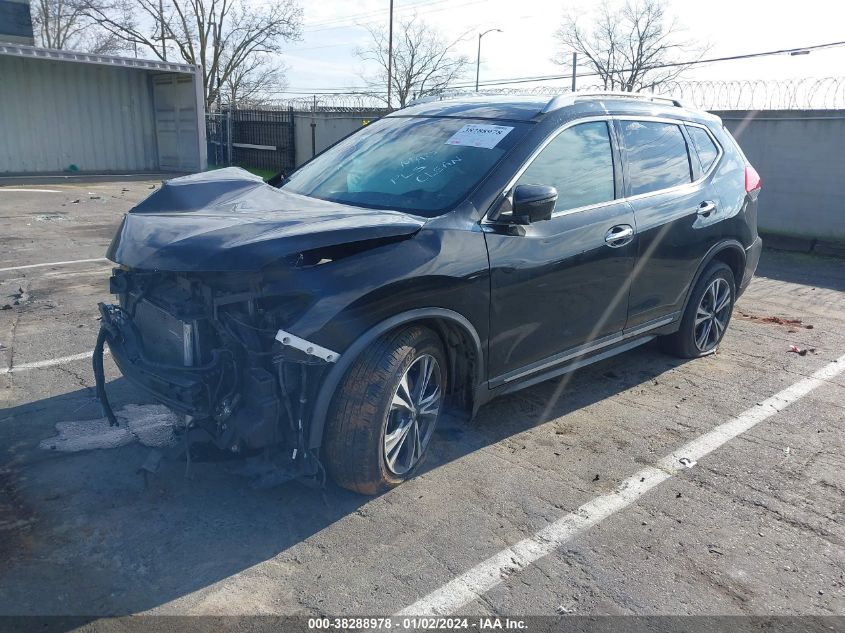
left=264, top=94, right=389, bottom=113
left=252, top=78, right=845, bottom=112
left=662, top=78, right=845, bottom=110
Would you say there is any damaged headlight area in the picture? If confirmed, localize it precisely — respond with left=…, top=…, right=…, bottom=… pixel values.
left=94, top=266, right=337, bottom=487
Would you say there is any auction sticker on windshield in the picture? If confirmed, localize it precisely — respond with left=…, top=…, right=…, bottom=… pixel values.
left=445, top=124, right=514, bottom=149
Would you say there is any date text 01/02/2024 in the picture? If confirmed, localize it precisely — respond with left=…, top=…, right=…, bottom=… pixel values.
left=306, top=617, right=528, bottom=630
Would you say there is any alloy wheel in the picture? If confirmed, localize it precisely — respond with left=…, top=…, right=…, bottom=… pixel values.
left=694, top=277, right=732, bottom=352
left=383, top=353, right=443, bottom=475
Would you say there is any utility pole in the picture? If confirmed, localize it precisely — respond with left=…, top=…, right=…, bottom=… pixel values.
left=475, top=28, right=502, bottom=92
left=159, top=0, right=166, bottom=60
left=571, top=52, right=577, bottom=92
left=475, top=34, right=481, bottom=92
left=311, top=95, right=317, bottom=158
left=386, top=0, right=394, bottom=109
left=210, top=20, right=220, bottom=109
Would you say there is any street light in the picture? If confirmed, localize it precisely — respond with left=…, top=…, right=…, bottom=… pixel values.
left=475, top=28, right=503, bottom=92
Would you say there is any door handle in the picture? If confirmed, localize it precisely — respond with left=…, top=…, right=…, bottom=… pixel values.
left=604, top=224, right=634, bottom=248
left=697, top=200, right=717, bottom=216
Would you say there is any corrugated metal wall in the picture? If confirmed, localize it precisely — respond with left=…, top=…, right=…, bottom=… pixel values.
left=0, top=56, right=160, bottom=173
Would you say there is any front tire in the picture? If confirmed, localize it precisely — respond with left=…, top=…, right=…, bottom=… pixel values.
left=660, top=261, right=736, bottom=359
left=323, top=326, right=446, bottom=495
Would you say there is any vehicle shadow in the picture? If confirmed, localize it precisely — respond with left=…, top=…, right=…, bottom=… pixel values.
left=754, top=248, right=845, bottom=292
left=0, top=343, right=686, bottom=617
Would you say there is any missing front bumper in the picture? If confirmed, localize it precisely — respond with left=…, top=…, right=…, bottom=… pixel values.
left=95, top=303, right=228, bottom=419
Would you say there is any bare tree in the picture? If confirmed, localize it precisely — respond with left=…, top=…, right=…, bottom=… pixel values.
left=86, top=0, right=302, bottom=109
left=221, top=54, right=287, bottom=107
left=358, top=16, right=469, bottom=108
left=554, top=0, right=707, bottom=91
left=31, top=0, right=124, bottom=53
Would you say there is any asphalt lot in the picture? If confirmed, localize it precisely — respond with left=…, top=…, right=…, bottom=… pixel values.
left=0, top=181, right=843, bottom=618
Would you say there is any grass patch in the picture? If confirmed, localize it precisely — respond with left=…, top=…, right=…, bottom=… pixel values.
left=208, top=163, right=278, bottom=182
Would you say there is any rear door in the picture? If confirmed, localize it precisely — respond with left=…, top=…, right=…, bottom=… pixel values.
left=484, top=119, right=637, bottom=385
left=618, top=118, right=725, bottom=329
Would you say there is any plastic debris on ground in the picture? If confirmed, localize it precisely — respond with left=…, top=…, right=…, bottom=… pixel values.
left=788, top=345, right=817, bottom=356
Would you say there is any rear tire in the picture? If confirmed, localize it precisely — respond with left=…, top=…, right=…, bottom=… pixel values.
left=323, top=326, right=446, bottom=495
left=660, top=261, right=736, bottom=359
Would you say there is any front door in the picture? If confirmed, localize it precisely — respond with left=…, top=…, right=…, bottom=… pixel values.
left=485, top=119, right=637, bottom=385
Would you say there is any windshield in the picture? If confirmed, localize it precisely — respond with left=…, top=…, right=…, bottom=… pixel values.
left=282, top=116, right=530, bottom=217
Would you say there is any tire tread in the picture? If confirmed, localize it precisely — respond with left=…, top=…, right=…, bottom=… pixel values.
left=323, top=326, right=440, bottom=494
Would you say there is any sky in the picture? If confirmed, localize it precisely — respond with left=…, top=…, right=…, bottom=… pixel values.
left=274, top=0, right=845, bottom=98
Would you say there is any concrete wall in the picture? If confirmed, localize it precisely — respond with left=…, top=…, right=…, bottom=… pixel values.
left=293, top=111, right=385, bottom=167
left=714, top=110, right=845, bottom=242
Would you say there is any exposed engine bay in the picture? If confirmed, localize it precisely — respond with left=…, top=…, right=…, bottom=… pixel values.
left=95, top=264, right=347, bottom=487
left=95, top=267, right=339, bottom=486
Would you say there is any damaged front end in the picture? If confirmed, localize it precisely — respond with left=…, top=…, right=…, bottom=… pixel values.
left=95, top=267, right=337, bottom=486
left=93, top=169, right=426, bottom=487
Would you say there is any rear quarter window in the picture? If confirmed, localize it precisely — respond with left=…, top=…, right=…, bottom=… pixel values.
left=620, top=120, right=692, bottom=196
left=686, top=125, right=721, bottom=172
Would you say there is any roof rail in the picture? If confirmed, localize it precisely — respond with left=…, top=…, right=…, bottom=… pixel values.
left=540, top=93, right=577, bottom=113
left=542, top=90, right=694, bottom=113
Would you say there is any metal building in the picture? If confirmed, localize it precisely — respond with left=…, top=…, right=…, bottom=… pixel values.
left=0, top=44, right=206, bottom=175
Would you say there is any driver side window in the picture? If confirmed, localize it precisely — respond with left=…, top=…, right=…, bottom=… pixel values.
left=516, top=121, right=616, bottom=214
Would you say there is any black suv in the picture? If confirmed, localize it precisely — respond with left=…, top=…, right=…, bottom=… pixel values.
left=96, top=92, right=762, bottom=494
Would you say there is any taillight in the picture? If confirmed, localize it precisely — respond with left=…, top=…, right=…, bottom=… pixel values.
left=745, top=165, right=761, bottom=192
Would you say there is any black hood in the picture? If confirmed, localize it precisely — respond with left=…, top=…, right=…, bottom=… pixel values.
left=106, top=168, right=426, bottom=272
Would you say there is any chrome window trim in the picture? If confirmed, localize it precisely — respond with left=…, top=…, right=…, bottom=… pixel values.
left=683, top=120, right=724, bottom=174
left=483, top=114, right=723, bottom=225
left=618, top=117, right=724, bottom=204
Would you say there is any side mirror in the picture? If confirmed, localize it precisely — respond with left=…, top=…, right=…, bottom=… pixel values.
left=267, top=171, right=286, bottom=188
left=511, top=184, right=557, bottom=225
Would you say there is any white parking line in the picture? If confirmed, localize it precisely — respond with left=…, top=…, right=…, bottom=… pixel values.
left=0, top=188, right=62, bottom=193
left=0, top=349, right=108, bottom=374
left=0, top=257, right=109, bottom=273
left=398, top=354, right=845, bottom=616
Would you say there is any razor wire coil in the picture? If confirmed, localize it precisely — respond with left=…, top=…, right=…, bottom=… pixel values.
left=227, top=78, right=845, bottom=112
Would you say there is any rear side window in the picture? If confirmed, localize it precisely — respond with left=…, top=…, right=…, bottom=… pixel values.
left=516, top=121, right=615, bottom=213
left=621, top=121, right=691, bottom=196
left=686, top=125, right=720, bottom=172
